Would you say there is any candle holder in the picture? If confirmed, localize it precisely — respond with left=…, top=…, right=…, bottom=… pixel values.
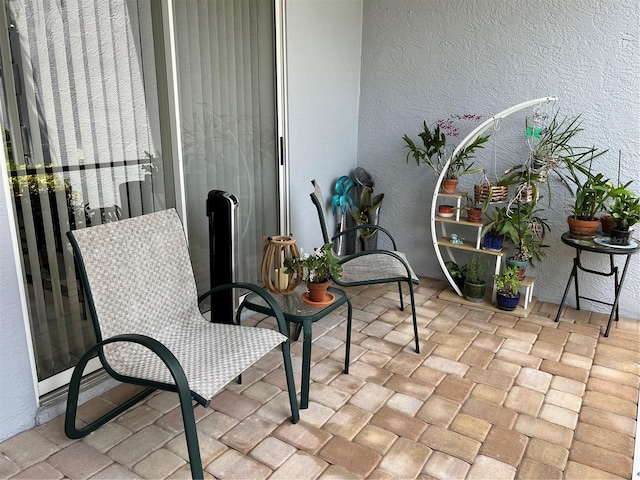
left=261, top=235, right=302, bottom=294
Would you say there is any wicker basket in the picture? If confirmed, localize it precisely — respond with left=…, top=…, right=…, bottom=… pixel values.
left=474, top=183, right=508, bottom=204
left=516, top=184, right=534, bottom=202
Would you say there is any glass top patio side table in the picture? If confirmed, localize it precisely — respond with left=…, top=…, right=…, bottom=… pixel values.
left=554, top=232, right=640, bottom=337
left=238, top=285, right=352, bottom=409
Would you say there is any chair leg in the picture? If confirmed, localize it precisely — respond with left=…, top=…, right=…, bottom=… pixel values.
left=408, top=282, right=420, bottom=354
left=397, top=282, right=405, bottom=311
left=280, top=340, right=300, bottom=423
left=177, top=382, right=204, bottom=479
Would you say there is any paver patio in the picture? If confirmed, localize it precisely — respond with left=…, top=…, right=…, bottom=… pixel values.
left=1, top=276, right=638, bottom=479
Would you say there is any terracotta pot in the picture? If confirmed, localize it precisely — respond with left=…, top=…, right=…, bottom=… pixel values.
left=306, top=281, right=329, bottom=302
left=600, top=215, right=616, bottom=235
left=466, top=208, right=483, bottom=223
left=438, top=205, right=454, bottom=215
left=567, top=216, right=600, bottom=239
left=441, top=178, right=459, bottom=194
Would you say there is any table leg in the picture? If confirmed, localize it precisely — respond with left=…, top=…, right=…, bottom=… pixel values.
left=344, top=297, right=352, bottom=374
left=613, top=256, right=620, bottom=324
left=300, top=319, right=313, bottom=409
left=555, top=260, right=577, bottom=322
left=573, top=253, right=581, bottom=311
left=604, top=255, right=632, bottom=337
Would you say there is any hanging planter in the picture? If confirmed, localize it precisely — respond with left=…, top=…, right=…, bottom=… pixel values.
left=516, top=183, right=534, bottom=202
left=474, top=182, right=508, bottom=205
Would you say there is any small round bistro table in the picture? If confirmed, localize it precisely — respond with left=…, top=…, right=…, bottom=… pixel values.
left=238, top=285, right=352, bottom=409
left=555, top=232, right=640, bottom=337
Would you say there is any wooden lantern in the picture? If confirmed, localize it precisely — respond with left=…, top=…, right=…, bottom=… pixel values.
left=261, top=236, right=303, bottom=293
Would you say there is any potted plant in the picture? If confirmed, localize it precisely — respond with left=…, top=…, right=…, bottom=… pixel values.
left=567, top=172, right=626, bottom=238
left=462, top=194, right=483, bottom=223
left=462, top=254, right=489, bottom=302
left=445, top=261, right=465, bottom=290
left=504, top=201, right=550, bottom=279
left=403, top=115, right=488, bottom=192
left=494, top=266, right=522, bottom=311
left=608, top=189, right=640, bottom=245
left=438, top=204, right=455, bottom=217
left=481, top=207, right=509, bottom=251
left=284, top=243, right=343, bottom=303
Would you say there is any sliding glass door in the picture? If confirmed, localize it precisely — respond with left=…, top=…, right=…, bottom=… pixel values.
left=0, top=0, right=170, bottom=393
left=1, top=0, right=282, bottom=395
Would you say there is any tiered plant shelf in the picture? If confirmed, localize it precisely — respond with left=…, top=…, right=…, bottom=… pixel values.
left=431, top=97, right=557, bottom=316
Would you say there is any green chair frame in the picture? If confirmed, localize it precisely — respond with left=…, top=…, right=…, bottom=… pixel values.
left=64, top=211, right=298, bottom=480
left=310, top=179, right=420, bottom=353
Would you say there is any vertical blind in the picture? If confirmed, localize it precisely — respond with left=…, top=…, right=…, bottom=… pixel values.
left=174, top=0, right=278, bottom=290
left=3, top=0, right=164, bottom=384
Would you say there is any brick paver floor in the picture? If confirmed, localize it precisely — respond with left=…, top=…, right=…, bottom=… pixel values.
left=1, top=277, right=638, bottom=479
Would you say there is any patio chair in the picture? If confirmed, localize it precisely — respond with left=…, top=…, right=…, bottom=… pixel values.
left=310, top=179, right=421, bottom=353
left=64, top=209, right=298, bottom=479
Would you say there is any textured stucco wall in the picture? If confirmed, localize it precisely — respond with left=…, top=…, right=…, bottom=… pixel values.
left=357, top=0, right=640, bottom=319
left=287, top=0, right=363, bottom=252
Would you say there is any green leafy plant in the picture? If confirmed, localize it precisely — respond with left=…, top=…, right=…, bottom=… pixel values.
left=351, top=186, right=384, bottom=239
left=445, top=261, right=464, bottom=287
left=284, top=243, right=343, bottom=283
left=528, top=111, right=605, bottom=187
left=609, top=189, right=640, bottom=231
left=462, top=254, right=489, bottom=285
left=508, top=201, right=550, bottom=264
left=498, top=111, right=606, bottom=208
left=403, top=114, right=488, bottom=179
left=569, top=172, right=628, bottom=221
left=481, top=201, right=550, bottom=264
left=481, top=206, right=511, bottom=237
left=494, top=266, right=522, bottom=297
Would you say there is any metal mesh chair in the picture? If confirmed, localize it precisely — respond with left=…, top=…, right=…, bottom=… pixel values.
left=310, top=179, right=420, bottom=353
left=64, top=209, right=298, bottom=479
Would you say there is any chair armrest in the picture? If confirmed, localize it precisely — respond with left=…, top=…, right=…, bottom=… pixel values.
left=66, top=333, right=199, bottom=439
left=199, top=283, right=289, bottom=338
left=101, top=333, right=203, bottom=399
left=331, top=223, right=398, bottom=250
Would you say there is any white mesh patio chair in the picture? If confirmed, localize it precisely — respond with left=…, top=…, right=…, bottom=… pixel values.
left=310, top=179, right=421, bottom=353
left=64, top=209, right=298, bottom=479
